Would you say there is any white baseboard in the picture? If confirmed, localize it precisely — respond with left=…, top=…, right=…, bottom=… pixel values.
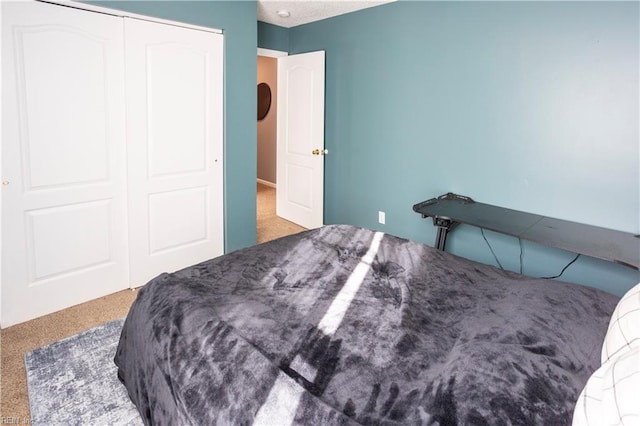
left=257, top=178, right=276, bottom=188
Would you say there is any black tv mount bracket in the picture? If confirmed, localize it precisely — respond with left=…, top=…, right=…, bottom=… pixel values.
left=416, top=193, right=471, bottom=251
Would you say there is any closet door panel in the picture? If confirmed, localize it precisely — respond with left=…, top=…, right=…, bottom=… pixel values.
left=147, top=45, right=208, bottom=177
left=21, top=29, right=110, bottom=188
left=125, top=18, right=224, bottom=287
left=1, top=1, right=129, bottom=326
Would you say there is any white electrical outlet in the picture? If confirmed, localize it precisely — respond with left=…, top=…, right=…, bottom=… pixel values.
left=378, top=211, right=386, bottom=225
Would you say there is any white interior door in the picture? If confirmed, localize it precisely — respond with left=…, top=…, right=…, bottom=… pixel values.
left=125, top=18, right=224, bottom=287
left=277, top=51, right=325, bottom=229
left=1, top=1, right=129, bottom=327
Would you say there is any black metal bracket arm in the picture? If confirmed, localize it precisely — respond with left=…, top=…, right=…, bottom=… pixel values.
left=413, top=192, right=640, bottom=270
left=432, top=217, right=457, bottom=251
left=413, top=193, right=473, bottom=251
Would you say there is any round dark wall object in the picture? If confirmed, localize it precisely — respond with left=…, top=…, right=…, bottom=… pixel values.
left=257, top=82, right=272, bottom=121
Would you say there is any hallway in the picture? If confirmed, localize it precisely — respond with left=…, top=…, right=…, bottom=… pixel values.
left=257, top=183, right=307, bottom=243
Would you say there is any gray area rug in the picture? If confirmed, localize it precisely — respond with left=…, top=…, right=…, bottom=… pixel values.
left=25, top=318, right=142, bottom=425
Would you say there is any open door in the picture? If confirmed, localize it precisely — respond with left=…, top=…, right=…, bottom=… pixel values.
left=276, top=51, right=325, bottom=229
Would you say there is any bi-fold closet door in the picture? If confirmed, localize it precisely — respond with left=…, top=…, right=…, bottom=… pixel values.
left=125, top=17, right=224, bottom=287
left=1, top=1, right=224, bottom=327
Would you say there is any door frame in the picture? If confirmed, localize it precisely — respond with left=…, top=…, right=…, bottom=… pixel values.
left=256, top=47, right=287, bottom=216
left=256, top=48, right=326, bottom=229
left=257, top=48, right=288, bottom=59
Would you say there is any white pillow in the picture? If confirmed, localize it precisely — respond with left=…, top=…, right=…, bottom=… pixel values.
left=601, top=283, right=640, bottom=363
left=572, top=282, right=640, bottom=426
left=573, top=345, right=640, bottom=425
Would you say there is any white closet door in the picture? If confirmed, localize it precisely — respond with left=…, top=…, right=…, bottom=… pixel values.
left=1, top=1, right=129, bottom=326
left=125, top=18, right=224, bottom=287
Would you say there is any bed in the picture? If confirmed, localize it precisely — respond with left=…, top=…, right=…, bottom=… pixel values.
left=114, top=224, right=637, bottom=425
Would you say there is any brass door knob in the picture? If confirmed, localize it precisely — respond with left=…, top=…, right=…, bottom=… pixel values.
left=312, top=148, right=328, bottom=156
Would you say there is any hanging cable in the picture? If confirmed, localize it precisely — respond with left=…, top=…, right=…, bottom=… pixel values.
left=481, top=228, right=579, bottom=278
left=540, top=254, right=581, bottom=279
left=518, top=237, right=524, bottom=274
left=480, top=228, right=504, bottom=270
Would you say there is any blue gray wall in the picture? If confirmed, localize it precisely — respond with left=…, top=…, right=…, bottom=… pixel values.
left=89, top=0, right=258, bottom=252
left=258, top=21, right=289, bottom=52
left=284, top=1, right=639, bottom=296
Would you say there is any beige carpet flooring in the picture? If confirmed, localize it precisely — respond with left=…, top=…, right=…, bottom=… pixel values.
left=0, top=183, right=305, bottom=420
left=256, top=182, right=307, bottom=244
left=0, top=290, right=138, bottom=420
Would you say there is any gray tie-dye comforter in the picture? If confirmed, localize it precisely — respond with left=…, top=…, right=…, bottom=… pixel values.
left=115, top=225, right=618, bottom=425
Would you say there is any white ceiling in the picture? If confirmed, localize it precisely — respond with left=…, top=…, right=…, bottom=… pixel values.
left=257, top=0, right=395, bottom=28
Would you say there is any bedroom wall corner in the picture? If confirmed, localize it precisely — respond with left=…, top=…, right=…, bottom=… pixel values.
left=84, top=0, right=259, bottom=252
left=258, top=21, right=289, bottom=52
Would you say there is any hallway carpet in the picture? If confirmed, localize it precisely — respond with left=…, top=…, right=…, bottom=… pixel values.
left=256, top=182, right=307, bottom=244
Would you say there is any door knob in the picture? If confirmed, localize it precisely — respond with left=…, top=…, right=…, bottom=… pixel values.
left=312, top=148, right=328, bottom=156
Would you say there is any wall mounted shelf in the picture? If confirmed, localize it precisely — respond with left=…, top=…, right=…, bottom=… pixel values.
left=413, top=193, right=639, bottom=269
